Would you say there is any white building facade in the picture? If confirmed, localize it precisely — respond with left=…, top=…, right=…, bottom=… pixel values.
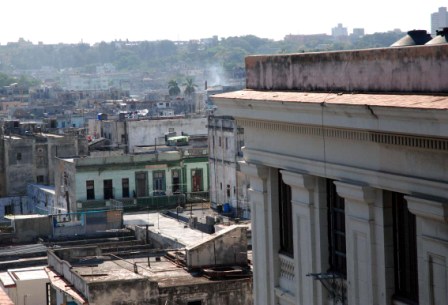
left=208, top=115, right=250, bottom=218
left=213, top=45, right=448, bottom=305
left=431, top=7, right=448, bottom=35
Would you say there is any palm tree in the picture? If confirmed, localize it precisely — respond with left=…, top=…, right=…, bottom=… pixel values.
left=183, top=77, right=197, bottom=113
left=168, top=79, right=180, bottom=97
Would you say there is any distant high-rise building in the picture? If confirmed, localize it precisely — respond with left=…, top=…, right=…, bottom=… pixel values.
left=431, top=7, right=448, bottom=35
left=332, top=23, right=348, bottom=37
left=352, top=28, right=365, bottom=38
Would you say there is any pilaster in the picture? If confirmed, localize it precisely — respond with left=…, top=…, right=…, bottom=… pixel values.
left=335, top=182, right=377, bottom=305
left=240, top=161, right=274, bottom=305
left=281, top=170, right=318, bottom=305
left=406, top=196, right=448, bottom=305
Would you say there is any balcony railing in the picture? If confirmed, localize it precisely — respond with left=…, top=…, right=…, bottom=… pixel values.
left=279, top=253, right=296, bottom=295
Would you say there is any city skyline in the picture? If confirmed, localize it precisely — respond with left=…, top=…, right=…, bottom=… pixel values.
left=1, top=0, right=447, bottom=45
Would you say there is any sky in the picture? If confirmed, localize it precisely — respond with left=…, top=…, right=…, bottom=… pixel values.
left=1, top=0, right=447, bottom=45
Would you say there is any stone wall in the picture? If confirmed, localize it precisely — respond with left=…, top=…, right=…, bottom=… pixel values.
left=246, top=45, right=448, bottom=93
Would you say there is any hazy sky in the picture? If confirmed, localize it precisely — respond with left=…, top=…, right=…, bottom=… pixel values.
left=1, top=0, right=447, bottom=45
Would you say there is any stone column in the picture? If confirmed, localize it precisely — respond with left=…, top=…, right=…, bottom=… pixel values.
left=281, top=170, right=318, bottom=305
left=334, top=182, right=377, bottom=305
left=240, top=161, right=274, bottom=305
left=406, top=196, right=448, bottom=305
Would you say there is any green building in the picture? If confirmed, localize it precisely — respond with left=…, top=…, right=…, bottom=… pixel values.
left=54, top=147, right=209, bottom=213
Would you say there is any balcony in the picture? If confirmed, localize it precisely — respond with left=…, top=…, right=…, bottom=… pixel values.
left=278, top=253, right=296, bottom=295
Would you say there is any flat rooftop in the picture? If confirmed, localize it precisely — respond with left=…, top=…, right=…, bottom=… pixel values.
left=11, top=268, right=48, bottom=281
left=70, top=255, right=213, bottom=287
left=214, top=90, right=448, bottom=110
left=124, top=212, right=211, bottom=247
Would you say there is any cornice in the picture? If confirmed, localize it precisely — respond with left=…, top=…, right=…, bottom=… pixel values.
left=237, top=118, right=448, bottom=152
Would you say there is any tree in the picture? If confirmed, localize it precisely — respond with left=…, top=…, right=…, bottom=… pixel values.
left=183, top=77, right=197, bottom=113
left=183, top=77, right=197, bottom=96
left=168, top=79, right=180, bottom=96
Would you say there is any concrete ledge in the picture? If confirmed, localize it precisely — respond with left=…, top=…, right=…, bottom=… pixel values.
left=246, top=45, right=448, bottom=93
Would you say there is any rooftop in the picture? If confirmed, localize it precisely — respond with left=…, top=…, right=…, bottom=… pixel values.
left=214, top=90, right=448, bottom=110
left=68, top=255, right=212, bottom=287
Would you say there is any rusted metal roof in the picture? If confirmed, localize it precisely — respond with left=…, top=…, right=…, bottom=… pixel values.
left=214, top=90, right=448, bottom=110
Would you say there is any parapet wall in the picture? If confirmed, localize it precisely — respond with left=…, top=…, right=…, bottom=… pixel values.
left=245, top=45, right=448, bottom=93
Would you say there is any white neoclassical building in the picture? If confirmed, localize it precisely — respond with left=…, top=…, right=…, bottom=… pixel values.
left=213, top=45, right=448, bottom=305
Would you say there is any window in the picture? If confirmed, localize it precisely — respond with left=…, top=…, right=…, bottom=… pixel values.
left=172, top=170, right=180, bottom=193
left=36, top=175, right=44, bottom=184
left=153, top=171, right=166, bottom=195
left=191, top=169, right=203, bottom=192
left=16, top=152, right=22, bottom=161
left=187, top=301, right=202, bottom=305
left=135, top=172, right=148, bottom=197
left=279, top=171, right=293, bottom=257
left=86, top=180, right=95, bottom=200
left=226, top=184, right=231, bottom=198
left=122, top=178, right=129, bottom=198
left=4, top=205, right=13, bottom=215
left=103, top=180, right=113, bottom=200
left=387, top=191, right=419, bottom=304
left=219, top=136, right=222, bottom=147
left=225, top=137, right=228, bottom=149
left=327, top=179, right=346, bottom=277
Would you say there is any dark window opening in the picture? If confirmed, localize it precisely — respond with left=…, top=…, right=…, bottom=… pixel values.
left=226, top=184, right=231, bottom=198
left=187, top=301, right=202, bottom=305
left=37, top=175, right=44, bottom=184
left=172, top=170, right=180, bottom=193
left=122, top=178, right=129, bottom=198
left=16, top=152, right=22, bottom=161
left=279, top=170, right=293, bottom=257
left=388, top=191, right=419, bottom=304
left=136, top=172, right=148, bottom=197
left=86, top=180, right=95, bottom=200
left=192, top=169, right=203, bottom=192
left=4, top=205, right=13, bottom=215
left=103, top=179, right=113, bottom=200
left=327, top=179, right=347, bottom=278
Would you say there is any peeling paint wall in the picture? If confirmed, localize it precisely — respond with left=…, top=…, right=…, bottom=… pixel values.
left=159, top=279, right=253, bottom=305
left=88, top=279, right=158, bottom=305
left=246, top=45, right=448, bottom=93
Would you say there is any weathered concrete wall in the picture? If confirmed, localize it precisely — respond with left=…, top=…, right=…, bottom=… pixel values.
left=88, top=278, right=158, bottom=305
left=126, top=117, right=207, bottom=153
left=0, top=196, right=31, bottom=218
left=5, top=137, right=35, bottom=196
left=13, top=216, right=52, bottom=243
left=159, top=278, right=253, bottom=305
left=246, top=45, right=448, bottom=93
left=186, top=226, right=247, bottom=268
left=135, top=225, right=185, bottom=249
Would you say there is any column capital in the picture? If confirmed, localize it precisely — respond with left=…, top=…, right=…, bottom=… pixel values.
left=334, top=181, right=376, bottom=204
left=280, top=170, right=315, bottom=191
left=406, top=195, right=448, bottom=223
left=239, top=161, right=269, bottom=180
